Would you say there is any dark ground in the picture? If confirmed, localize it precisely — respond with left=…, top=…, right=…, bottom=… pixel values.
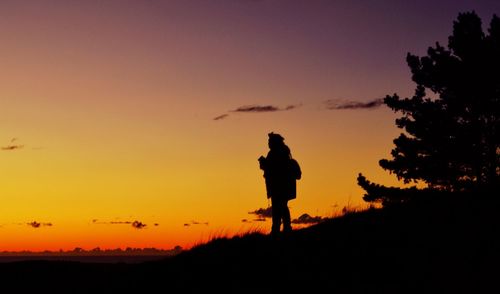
left=1, top=194, right=499, bottom=293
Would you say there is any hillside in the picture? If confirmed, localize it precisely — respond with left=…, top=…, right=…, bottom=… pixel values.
left=1, top=195, right=499, bottom=293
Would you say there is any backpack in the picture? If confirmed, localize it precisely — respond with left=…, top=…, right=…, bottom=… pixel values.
left=290, top=158, right=302, bottom=180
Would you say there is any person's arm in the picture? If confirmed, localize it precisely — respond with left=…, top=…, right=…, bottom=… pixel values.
left=258, top=156, right=266, bottom=171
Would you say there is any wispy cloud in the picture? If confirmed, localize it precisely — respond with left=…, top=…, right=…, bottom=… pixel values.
left=2, top=138, right=24, bottom=151
left=27, top=221, right=53, bottom=228
left=325, top=98, right=384, bottom=110
left=183, top=220, right=209, bottom=227
left=291, top=213, right=323, bottom=225
left=232, top=104, right=300, bottom=113
left=284, top=104, right=299, bottom=110
left=92, top=219, right=149, bottom=229
left=1, top=145, right=24, bottom=151
left=247, top=208, right=323, bottom=224
left=241, top=217, right=267, bottom=223
left=253, top=218, right=267, bottom=222
left=213, top=114, right=229, bottom=121
left=248, top=207, right=273, bottom=219
left=232, top=105, right=280, bottom=112
left=191, top=221, right=209, bottom=225
left=214, top=103, right=300, bottom=121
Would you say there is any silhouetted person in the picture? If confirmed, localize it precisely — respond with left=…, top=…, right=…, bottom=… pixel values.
left=259, top=132, right=301, bottom=236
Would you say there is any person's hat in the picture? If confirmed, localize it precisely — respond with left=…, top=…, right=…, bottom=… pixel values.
left=268, top=132, right=284, bottom=141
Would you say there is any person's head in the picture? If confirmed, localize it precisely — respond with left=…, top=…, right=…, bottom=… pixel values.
left=268, top=132, right=285, bottom=150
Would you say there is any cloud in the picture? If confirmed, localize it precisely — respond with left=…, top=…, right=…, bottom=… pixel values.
left=131, top=221, right=146, bottom=229
left=214, top=103, right=300, bottom=121
left=93, top=219, right=149, bottom=229
left=109, top=221, right=132, bottom=224
left=253, top=218, right=267, bottom=222
left=2, top=138, right=24, bottom=151
left=184, top=220, right=209, bottom=227
left=247, top=209, right=322, bottom=225
left=241, top=217, right=267, bottom=223
left=213, top=114, right=229, bottom=121
left=325, top=98, right=384, bottom=110
left=232, top=104, right=300, bottom=113
left=232, top=105, right=280, bottom=112
left=291, top=213, right=323, bottom=225
left=241, top=217, right=268, bottom=223
left=248, top=207, right=273, bottom=219
left=27, top=221, right=53, bottom=228
left=191, top=221, right=209, bottom=225
left=28, top=221, right=41, bottom=228
left=2, top=145, right=24, bottom=151
left=284, top=104, right=299, bottom=110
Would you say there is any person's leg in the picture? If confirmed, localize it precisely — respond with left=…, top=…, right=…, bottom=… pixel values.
left=271, top=198, right=283, bottom=235
left=282, top=200, right=292, bottom=233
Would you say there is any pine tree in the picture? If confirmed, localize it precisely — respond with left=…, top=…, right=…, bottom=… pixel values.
left=359, top=12, right=500, bottom=205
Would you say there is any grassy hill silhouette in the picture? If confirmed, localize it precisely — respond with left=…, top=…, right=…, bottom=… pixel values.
left=1, top=194, right=498, bottom=293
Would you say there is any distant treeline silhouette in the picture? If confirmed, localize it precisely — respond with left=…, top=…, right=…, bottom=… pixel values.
left=0, top=246, right=182, bottom=256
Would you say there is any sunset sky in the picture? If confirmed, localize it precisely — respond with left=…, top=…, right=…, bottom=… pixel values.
left=1, top=0, right=499, bottom=251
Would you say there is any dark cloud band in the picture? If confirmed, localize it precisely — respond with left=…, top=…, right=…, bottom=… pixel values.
left=183, top=220, right=209, bottom=227
left=214, top=104, right=300, bottom=121
left=232, top=105, right=280, bottom=112
left=232, top=104, right=300, bottom=113
left=213, top=114, right=229, bottom=121
left=27, top=221, right=53, bottom=228
left=1, top=145, right=24, bottom=151
left=325, top=98, right=384, bottom=110
left=92, top=219, right=149, bottom=229
left=248, top=207, right=273, bottom=218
